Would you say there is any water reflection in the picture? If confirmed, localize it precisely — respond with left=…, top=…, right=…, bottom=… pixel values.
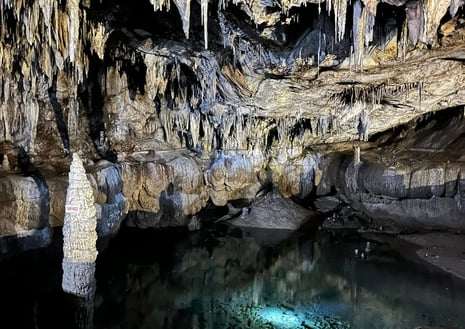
left=62, top=260, right=96, bottom=329
left=0, top=227, right=464, bottom=329
left=68, top=293, right=95, bottom=329
left=94, top=228, right=465, bottom=329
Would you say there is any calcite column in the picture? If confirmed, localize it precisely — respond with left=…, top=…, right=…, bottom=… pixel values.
left=62, top=153, right=98, bottom=297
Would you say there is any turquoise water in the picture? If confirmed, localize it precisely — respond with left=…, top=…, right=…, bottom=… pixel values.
left=1, top=226, right=465, bottom=329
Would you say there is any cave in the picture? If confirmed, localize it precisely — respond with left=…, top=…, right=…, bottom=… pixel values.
left=1, top=0, right=465, bottom=328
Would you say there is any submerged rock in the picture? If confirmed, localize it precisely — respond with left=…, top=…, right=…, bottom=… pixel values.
left=314, top=196, right=342, bottom=213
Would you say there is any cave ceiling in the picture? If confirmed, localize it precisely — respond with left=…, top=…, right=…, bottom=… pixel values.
left=1, top=0, right=465, bottom=160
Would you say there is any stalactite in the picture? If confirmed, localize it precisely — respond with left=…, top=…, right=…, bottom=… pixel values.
left=159, top=109, right=172, bottom=143
left=450, top=0, right=464, bottom=16
left=201, top=117, right=211, bottom=152
left=317, top=116, right=328, bottom=136
left=174, top=0, right=191, bottom=39
left=362, top=0, right=378, bottom=16
left=365, top=11, right=375, bottom=47
left=398, top=19, right=408, bottom=60
left=66, top=0, right=80, bottom=64
left=352, top=0, right=366, bottom=71
left=189, top=110, right=200, bottom=148
left=405, top=0, right=424, bottom=46
left=358, top=110, right=370, bottom=141
left=0, top=0, right=100, bottom=152
left=418, top=81, right=423, bottom=111
left=423, top=0, right=451, bottom=46
left=89, top=22, right=110, bottom=60
left=149, top=0, right=171, bottom=12
left=201, top=0, right=209, bottom=49
left=333, top=0, right=348, bottom=42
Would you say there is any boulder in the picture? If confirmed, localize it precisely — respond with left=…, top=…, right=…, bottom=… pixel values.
left=230, top=191, right=316, bottom=230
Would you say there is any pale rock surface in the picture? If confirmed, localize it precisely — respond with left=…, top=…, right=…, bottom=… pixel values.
left=62, top=153, right=98, bottom=296
left=272, top=154, right=316, bottom=199
left=0, top=175, right=44, bottom=235
left=62, top=153, right=98, bottom=263
left=205, top=152, right=260, bottom=206
left=122, top=153, right=209, bottom=228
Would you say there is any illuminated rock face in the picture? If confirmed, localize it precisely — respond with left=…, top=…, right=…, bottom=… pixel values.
left=62, top=153, right=98, bottom=297
left=0, top=0, right=465, bottom=237
left=1, top=0, right=465, bottom=158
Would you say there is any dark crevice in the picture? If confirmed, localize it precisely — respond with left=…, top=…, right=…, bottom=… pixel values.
left=373, top=2, right=406, bottom=48
left=78, top=52, right=117, bottom=162
left=289, top=118, right=313, bottom=143
left=48, top=75, right=70, bottom=156
left=266, top=122, right=278, bottom=153
left=87, top=0, right=185, bottom=40
left=121, top=54, right=147, bottom=101
left=371, top=106, right=465, bottom=146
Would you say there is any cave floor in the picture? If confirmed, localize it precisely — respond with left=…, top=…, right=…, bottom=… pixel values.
left=399, top=232, right=465, bottom=281
left=359, top=230, right=465, bottom=281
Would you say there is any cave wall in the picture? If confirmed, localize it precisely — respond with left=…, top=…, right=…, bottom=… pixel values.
left=1, top=0, right=465, bottom=248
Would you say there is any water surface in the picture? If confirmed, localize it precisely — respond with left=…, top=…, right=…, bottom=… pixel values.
left=1, top=226, right=464, bottom=329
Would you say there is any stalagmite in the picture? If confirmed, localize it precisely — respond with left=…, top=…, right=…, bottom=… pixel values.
left=354, top=146, right=361, bottom=164
left=62, top=153, right=98, bottom=297
left=1, top=155, right=10, bottom=171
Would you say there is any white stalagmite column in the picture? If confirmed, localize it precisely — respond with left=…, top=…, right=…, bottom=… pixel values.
left=62, top=153, right=98, bottom=297
left=354, top=145, right=361, bottom=164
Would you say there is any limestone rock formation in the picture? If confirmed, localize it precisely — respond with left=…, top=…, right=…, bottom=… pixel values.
left=328, top=110, right=465, bottom=230
left=1, top=0, right=465, bottom=238
left=62, top=153, right=98, bottom=297
left=0, top=153, right=126, bottom=258
left=205, top=152, right=260, bottom=206
left=230, top=190, right=317, bottom=229
left=87, top=161, right=127, bottom=236
left=0, top=170, right=51, bottom=259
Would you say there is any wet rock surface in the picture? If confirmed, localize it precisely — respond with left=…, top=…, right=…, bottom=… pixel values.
left=400, top=233, right=465, bottom=280
left=1, top=0, right=465, bottom=258
left=0, top=158, right=126, bottom=258
left=327, top=110, right=465, bottom=231
left=313, top=196, right=342, bottom=214
left=230, top=191, right=318, bottom=229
